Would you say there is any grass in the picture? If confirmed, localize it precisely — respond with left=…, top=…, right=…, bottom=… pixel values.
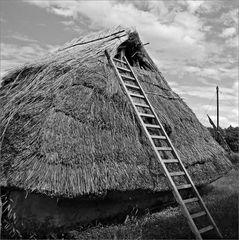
left=65, top=163, right=238, bottom=239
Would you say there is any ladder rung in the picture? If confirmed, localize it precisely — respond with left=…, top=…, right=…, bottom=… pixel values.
left=162, top=159, right=178, bottom=163
left=121, top=74, right=135, bottom=80
left=140, top=113, right=155, bottom=118
left=191, top=211, right=206, bottom=219
left=117, top=66, right=131, bottom=72
left=151, top=135, right=166, bottom=140
left=130, top=93, right=145, bottom=99
left=156, top=147, right=172, bottom=151
left=125, top=83, right=140, bottom=90
left=145, top=124, right=161, bottom=129
left=183, top=197, right=199, bottom=204
left=134, top=103, right=150, bottom=108
left=113, top=58, right=127, bottom=64
left=169, top=171, right=185, bottom=176
left=199, top=225, right=214, bottom=234
left=177, top=184, right=191, bottom=190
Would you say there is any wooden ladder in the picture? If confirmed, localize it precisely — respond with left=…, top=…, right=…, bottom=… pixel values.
left=107, top=53, right=222, bottom=240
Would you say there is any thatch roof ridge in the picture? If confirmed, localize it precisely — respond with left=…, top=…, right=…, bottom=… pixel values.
left=58, top=26, right=130, bottom=51
left=0, top=26, right=130, bottom=83
left=0, top=26, right=231, bottom=197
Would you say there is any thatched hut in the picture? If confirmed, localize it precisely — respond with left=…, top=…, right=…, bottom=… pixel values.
left=0, top=27, right=231, bottom=236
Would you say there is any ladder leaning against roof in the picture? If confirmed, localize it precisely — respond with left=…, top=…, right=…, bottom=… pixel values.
left=105, top=50, right=222, bottom=240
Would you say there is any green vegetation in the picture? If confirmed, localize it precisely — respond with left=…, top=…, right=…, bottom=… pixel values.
left=208, top=126, right=239, bottom=153
left=224, top=126, right=239, bottom=152
left=227, top=152, right=239, bottom=165
left=66, top=164, right=238, bottom=239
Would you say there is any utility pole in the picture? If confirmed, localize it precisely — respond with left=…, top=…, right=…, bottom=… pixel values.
left=216, top=86, right=219, bottom=140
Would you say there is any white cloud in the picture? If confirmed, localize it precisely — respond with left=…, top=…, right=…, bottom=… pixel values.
left=23, top=0, right=207, bottom=59
left=220, top=66, right=238, bottom=79
left=220, top=27, right=236, bottom=38
left=147, top=1, right=171, bottom=21
left=184, top=66, right=201, bottom=73
left=178, top=86, right=215, bottom=99
left=7, top=0, right=238, bottom=127
left=23, top=0, right=217, bottom=84
left=191, top=1, right=223, bottom=14
left=183, top=64, right=238, bottom=83
left=23, top=0, right=81, bottom=18
left=186, top=0, right=204, bottom=13
left=0, top=42, right=56, bottom=77
left=175, top=83, right=238, bottom=127
left=61, top=20, right=75, bottom=26
left=176, top=83, right=238, bottom=103
left=220, top=9, right=239, bottom=27
left=226, top=36, right=238, bottom=48
left=8, top=32, right=38, bottom=43
left=200, top=69, right=217, bottom=80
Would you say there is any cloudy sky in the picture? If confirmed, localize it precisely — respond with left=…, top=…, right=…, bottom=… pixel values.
left=0, top=0, right=238, bottom=127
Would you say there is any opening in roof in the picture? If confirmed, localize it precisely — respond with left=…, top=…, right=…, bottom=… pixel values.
left=114, top=32, right=153, bottom=71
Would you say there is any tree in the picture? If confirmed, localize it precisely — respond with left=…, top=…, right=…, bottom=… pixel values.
left=207, top=126, right=239, bottom=153
left=223, top=126, right=239, bottom=152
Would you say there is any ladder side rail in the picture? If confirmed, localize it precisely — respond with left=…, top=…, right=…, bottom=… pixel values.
left=123, top=56, right=199, bottom=179
left=109, top=55, right=202, bottom=240
left=122, top=56, right=222, bottom=238
left=122, top=57, right=199, bottom=189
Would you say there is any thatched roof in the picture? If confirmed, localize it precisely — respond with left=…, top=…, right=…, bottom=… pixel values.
left=0, top=27, right=231, bottom=198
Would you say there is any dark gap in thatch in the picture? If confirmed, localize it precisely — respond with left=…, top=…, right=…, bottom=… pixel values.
left=115, top=32, right=155, bottom=71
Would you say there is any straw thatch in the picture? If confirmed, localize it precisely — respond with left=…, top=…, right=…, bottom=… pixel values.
left=0, top=27, right=231, bottom=198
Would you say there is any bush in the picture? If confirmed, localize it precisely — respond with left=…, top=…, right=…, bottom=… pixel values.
left=207, top=126, right=239, bottom=153
left=227, top=152, right=239, bottom=165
